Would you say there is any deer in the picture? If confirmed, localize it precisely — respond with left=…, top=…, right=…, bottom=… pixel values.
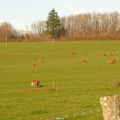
left=31, top=80, right=40, bottom=88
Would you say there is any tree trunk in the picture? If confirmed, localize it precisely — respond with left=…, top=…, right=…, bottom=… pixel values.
left=100, top=95, right=120, bottom=120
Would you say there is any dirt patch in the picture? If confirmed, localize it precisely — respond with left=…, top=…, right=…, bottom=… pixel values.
left=18, top=88, right=48, bottom=94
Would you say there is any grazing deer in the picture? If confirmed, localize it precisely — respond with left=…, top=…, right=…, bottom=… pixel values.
left=104, top=53, right=107, bottom=56
left=32, top=63, right=37, bottom=70
left=107, top=58, right=116, bottom=64
left=115, top=81, right=120, bottom=87
left=110, top=51, right=114, bottom=56
left=31, top=80, right=40, bottom=88
left=82, top=59, right=88, bottom=63
left=71, top=52, right=77, bottom=55
left=38, top=58, right=44, bottom=64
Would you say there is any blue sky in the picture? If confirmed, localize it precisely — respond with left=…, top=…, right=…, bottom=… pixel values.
left=0, top=0, right=120, bottom=30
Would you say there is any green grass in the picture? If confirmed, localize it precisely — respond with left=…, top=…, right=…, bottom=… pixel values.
left=0, top=41, right=120, bottom=120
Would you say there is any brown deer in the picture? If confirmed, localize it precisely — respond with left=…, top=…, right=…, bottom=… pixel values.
left=31, top=80, right=40, bottom=88
left=82, top=59, right=88, bottom=63
left=107, top=58, right=116, bottom=64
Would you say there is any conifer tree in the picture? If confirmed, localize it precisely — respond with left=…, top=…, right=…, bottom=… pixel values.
left=46, top=9, right=65, bottom=40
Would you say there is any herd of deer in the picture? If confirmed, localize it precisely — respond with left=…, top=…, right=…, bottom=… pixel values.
left=31, top=49, right=117, bottom=88
left=31, top=58, right=44, bottom=88
left=32, top=58, right=44, bottom=71
left=105, top=49, right=116, bottom=64
left=71, top=49, right=117, bottom=65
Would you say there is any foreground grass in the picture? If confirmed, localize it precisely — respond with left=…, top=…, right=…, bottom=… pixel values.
left=0, top=41, right=120, bottom=120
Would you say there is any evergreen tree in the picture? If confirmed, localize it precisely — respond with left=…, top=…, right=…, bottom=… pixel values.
left=46, top=9, right=65, bottom=40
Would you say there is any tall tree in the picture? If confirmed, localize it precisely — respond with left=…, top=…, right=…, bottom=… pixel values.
left=0, top=22, right=17, bottom=41
left=46, top=8, right=65, bottom=40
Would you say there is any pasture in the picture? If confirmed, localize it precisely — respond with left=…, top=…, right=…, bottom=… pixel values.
left=0, top=41, right=120, bottom=120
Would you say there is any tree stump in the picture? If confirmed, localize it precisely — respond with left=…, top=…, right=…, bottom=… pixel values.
left=100, top=95, right=120, bottom=120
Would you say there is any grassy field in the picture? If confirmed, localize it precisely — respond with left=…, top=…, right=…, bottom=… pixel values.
left=0, top=41, right=120, bottom=120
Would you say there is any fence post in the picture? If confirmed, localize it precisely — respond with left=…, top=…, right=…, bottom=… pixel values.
left=100, top=95, right=120, bottom=120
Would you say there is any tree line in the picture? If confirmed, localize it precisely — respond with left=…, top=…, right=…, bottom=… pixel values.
left=0, top=22, right=27, bottom=42
left=0, top=9, right=120, bottom=42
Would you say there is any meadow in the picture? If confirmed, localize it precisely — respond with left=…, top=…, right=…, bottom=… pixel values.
left=0, top=41, right=120, bottom=120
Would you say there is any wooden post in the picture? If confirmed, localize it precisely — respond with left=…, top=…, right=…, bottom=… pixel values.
left=100, top=95, right=120, bottom=120
left=52, top=81, right=55, bottom=90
